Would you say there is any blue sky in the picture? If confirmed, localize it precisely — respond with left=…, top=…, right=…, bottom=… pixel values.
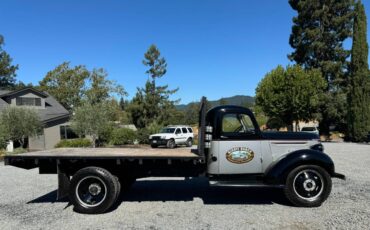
left=1, top=0, right=370, bottom=104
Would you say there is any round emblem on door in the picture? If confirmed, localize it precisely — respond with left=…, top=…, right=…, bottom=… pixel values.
left=226, top=147, right=254, bottom=164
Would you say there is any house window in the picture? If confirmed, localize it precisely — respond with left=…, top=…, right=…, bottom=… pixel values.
left=60, top=125, right=79, bottom=139
left=16, top=97, right=42, bottom=106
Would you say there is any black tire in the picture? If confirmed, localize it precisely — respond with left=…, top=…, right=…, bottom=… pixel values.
left=186, top=138, right=193, bottom=147
left=69, top=167, right=119, bottom=214
left=151, top=144, right=158, bottom=148
left=167, top=139, right=176, bottom=149
left=284, top=165, right=332, bottom=207
left=114, top=176, right=121, bottom=203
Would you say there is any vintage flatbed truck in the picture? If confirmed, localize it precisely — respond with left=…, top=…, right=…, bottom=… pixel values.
left=4, top=97, right=345, bottom=214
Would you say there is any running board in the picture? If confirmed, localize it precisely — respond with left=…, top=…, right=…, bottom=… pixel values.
left=209, top=180, right=284, bottom=188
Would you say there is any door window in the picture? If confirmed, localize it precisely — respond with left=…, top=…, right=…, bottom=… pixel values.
left=222, top=113, right=256, bottom=136
left=181, top=128, right=188, bottom=133
left=175, top=128, right=182, bottom=134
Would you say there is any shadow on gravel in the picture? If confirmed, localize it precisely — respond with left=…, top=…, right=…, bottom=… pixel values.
left=27, top=190, right=68, bottom=203
left=110, top=177, right=292, bottom=212
left=27, top=177, right=292, bottom=213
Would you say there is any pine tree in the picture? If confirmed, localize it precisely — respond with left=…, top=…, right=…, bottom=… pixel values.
left=0, top=35, right=18, bottom=89
left=288, top=0, right=354, bottom=135
left=128, top=44, right=179, bottom=129
left=119, top=97, right=125, bottom=111
left=347, top=1, right=370, bottom=142
left=142, top=44, right=167, bottom=93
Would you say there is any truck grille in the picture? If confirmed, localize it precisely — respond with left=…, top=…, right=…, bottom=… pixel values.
left=152, top=136, right=161, bottom=140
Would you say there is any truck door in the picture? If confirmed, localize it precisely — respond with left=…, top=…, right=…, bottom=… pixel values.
left=214, top=112, right=262, bottom=174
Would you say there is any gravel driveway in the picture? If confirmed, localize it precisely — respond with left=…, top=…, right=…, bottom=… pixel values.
left=0, top=143, right=369, bottom=230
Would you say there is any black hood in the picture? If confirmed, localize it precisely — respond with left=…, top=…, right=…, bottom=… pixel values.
left=261, top=131, right=319, bottom=140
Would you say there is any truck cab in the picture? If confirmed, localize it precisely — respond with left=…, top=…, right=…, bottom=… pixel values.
left=197, top=97, right=344, bottom=207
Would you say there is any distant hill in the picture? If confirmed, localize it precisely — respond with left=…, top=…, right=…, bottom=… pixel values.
left=176, top=95, right=255, bottom=110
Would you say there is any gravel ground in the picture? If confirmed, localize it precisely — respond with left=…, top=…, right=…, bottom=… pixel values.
left=0, top=142, right=369, bottom=230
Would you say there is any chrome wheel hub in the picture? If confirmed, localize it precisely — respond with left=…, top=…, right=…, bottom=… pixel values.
left=75, top=176, right=107, bottom=208
left=293, top=169, right=324, bottom=201
left=303, top=179, right=316, bottom=192
left=88, top=183, right=102, bottom=196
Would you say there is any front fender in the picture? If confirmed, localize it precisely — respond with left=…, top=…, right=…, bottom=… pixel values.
left=264, top=149, right=336, bottom=185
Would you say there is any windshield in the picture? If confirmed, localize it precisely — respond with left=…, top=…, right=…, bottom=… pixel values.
left=301, top=127, right=316, bottom=131
left=160, top=128, right=175, bottom=133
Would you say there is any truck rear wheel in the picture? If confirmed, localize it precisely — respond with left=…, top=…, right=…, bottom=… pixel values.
left=69, top=167, right=120, bottom=214
left=284, top=165, right=332, bottom=207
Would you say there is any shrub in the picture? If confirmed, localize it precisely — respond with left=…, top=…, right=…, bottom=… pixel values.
left=55, top=138, right=92, bottom=148
left=137, top=128, right=151, bottom=144
left=12, top=148, right=28, bottom=154
left=109, top=128, right=137, bottom=145
left=0, top=134, right=7, bottom=150
left=0, top=149, right=5, bottom=157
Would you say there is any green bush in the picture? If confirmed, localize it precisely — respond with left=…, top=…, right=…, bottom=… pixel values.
left=0, top=137, right=7, bottom=150
left=137, top=128, right=151, bottom=144
left=109, top=128, right=137, bottom=145
left=55, top=138, right=92, bottom=148
left=12, top=148, right=28, bottom=154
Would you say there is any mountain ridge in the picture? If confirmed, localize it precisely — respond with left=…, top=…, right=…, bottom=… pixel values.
left=176, top=95, right=255, bottom=110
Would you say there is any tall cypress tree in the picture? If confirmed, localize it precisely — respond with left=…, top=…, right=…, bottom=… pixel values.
left=347, top=1, right=370, bottom=142
left=0, top=35, right=18, bottom=89
left=288, top=0, right=354, bottom=135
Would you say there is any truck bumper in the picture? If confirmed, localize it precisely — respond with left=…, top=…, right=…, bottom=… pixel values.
left=333, top=172, right=346, bottom=180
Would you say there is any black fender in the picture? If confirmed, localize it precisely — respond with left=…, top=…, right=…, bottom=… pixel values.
left=264, top=149, right=336, bottom=185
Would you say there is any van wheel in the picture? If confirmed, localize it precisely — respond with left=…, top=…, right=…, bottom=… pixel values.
left=186, top=138, right=193, bottom=147
left=284, top=165, right=332, bottom=207
left=69, top=167, right=119, bottom=214
left=167, top=139, right=176, bottom=149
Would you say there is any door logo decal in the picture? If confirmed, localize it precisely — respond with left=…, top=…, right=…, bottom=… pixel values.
left=226, top=147, right=254, bottom=164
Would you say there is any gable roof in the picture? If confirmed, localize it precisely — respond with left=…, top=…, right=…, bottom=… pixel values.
left=0, top=88, right=70, bottom=124
left=0, top=87, right=48, bottom=98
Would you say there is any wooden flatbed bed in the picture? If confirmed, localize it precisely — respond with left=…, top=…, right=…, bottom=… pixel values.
left=6, top=147, right=200, bottom=159
left=4, top=147, right=204, bottom=176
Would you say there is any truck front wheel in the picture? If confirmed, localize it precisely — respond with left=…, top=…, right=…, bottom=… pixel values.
left=69, top=167, right=120, bottom=214
left=284, top=165, right=332, bottom=207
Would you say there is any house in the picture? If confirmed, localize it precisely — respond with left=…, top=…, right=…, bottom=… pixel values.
left=0, top=87, right=72, bottom=150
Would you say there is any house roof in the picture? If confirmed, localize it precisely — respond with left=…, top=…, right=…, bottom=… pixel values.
left=0, top=87, right=48, bottom=98
left=0, top=88, right=70, bottom=124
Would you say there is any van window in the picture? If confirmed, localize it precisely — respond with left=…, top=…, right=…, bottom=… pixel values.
left=175, top=128, right=182, bottom=134
left=187, top=128, right=193, bottom=133
left=182, top=128, right=188, bottom=133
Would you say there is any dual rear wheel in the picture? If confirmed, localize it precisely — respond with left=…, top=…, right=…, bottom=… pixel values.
left=69, top=167, right=135, bottom=214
